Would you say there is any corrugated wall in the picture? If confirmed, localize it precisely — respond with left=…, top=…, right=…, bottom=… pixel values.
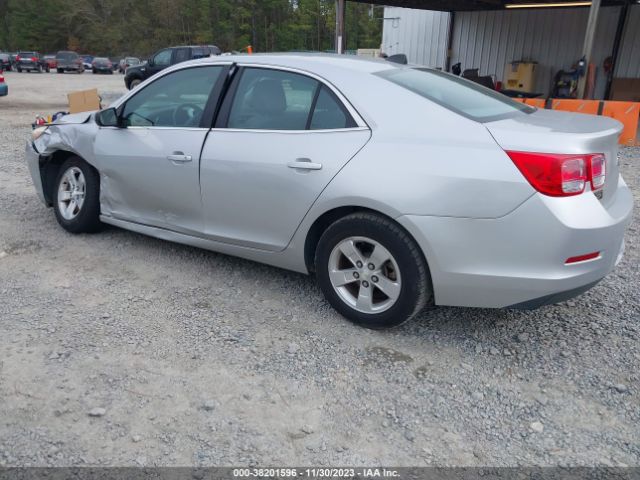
left=381, top=6, right=450, bottom=69
left=382, top=5, right=640, bottom=99
left=450, top=6, right=620, bottom=98
left=616, top=5, right=640, bottom=78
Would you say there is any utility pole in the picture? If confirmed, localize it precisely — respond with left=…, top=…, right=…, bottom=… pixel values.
left=577, top=0, right=601, bottom=99
left=335, top=0, right=345, bottom=54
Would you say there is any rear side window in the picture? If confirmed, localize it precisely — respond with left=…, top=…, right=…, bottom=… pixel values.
left=376, top=68, right=532, bottom=122
left=174, top=48, right=190, bottom=63
left=310, top=86, right=355, bottom=130
left=228, top=68, right=318, bottom=130
left=226, top=68, right=356, bottom=131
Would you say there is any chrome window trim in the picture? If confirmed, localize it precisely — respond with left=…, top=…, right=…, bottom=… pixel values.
left=210, top=126, right=370, bottom=134
left=99, top=126, right=209, bottom=132
left=229, top=62, right=369, bottom=130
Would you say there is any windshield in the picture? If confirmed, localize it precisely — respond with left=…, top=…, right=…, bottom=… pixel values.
left=376, top=67, right=532, bottom=123
left=57, top=52, right=77, bottom=60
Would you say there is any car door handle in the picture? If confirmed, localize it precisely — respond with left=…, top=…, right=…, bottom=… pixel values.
left=287, top=159, right=322, bottom=170
left=167, top=152, right=192, bottom=163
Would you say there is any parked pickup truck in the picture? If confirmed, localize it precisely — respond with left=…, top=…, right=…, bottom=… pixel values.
left=124, top=45, right=221, bottom=89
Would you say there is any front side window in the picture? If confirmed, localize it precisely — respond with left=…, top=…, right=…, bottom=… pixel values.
left=152, top=49, right=172, bottom=67
left=122, top=66, right=223, bottom=128
left=376, top=68, right=532, bottom=122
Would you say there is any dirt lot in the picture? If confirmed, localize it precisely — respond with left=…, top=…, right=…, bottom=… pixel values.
left=0, top=71, right=638, bottom=467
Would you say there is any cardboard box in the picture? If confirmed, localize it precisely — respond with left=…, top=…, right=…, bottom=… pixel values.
left=610, top=78, right=640, bottom=102
left=67, top=88, right=101, bottom=113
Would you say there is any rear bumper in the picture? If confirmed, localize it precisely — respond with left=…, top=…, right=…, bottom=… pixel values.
left=25, top=141, right=47, bottom=205
left=398, top=176, right=633, bottom=309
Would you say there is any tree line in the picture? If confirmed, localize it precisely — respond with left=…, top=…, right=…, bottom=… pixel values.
left=0, top=0, right=383, bottom=58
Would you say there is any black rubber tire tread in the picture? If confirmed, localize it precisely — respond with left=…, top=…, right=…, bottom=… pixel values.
left=315, top=212, right=432, bottom=329
left=53, top=156, right=102, bottom=234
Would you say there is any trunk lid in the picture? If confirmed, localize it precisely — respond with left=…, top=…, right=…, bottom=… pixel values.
left=485, top=109, right=623, bottom=207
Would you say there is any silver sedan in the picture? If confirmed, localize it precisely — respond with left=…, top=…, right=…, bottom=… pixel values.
left=26, top=54, right=633, bottom=329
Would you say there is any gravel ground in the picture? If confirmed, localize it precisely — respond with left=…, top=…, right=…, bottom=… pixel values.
left=0, top=71, right=638, bottom=468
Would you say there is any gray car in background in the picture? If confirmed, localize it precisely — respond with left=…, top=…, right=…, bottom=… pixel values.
left=55, top=51, right=84, bottom=73
left=25, top=54, right=633, bottom=328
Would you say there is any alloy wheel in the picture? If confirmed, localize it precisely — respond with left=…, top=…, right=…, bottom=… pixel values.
left=328, top=236, right=402, bottom=314
left=57, top=167, right=86, bottom=220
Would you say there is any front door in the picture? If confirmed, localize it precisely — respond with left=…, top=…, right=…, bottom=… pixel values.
left=94, top=65, right=226, bottom=235
left=200, top=66, right=371, bottom=251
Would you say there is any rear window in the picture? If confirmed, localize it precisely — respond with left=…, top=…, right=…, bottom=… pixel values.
left=57, top=52, right=77, bottom=60
left=19, top=52, right=35, bottom=56
left=376, top=68, right=532, bottom=123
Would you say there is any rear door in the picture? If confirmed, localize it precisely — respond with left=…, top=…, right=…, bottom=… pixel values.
left=94, top=64, right=229, bottom=234
left=199, top=66, right=371, bottom=251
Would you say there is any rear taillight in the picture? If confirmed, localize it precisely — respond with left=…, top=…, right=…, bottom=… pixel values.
left=15, top=55, right=21, bottom=61
left=0, top=75, right=4, bottom=83
left=31, top=57, right=37, bottom=62
left=506, top=151, right=605, bottom=197
left=589, top=154, right=606, bottom=190
left=565, top=252, right=600, bottom=264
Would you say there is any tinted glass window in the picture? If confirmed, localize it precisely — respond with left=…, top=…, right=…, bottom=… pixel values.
left=376, top=68, right=531, bottom=122
left=174, top=48, right=190, bottom=63
left=122, top=66, right=222, bottom=128
left=192, top=48, right=207, bottom=59
left=57, top=52, right=77, bottom=60
left=152, top=49, right=172, bottom=67
left=310, top=86, right=353, bottom=130
left=228, top=68, right=318, bottom=130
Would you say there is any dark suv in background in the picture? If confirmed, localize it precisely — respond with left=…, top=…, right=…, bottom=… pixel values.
left=16, top=52, right=49, bottom=73
left=124, top=45, right=221, bottom=89
left=56, top=51, right=84, bottom=73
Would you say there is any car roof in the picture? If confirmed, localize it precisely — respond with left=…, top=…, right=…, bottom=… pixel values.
left=186, top=52, right=400, bottom=76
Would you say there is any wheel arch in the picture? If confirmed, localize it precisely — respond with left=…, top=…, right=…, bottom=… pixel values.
left=303, top=205, right=431, bottom=277
left=40, top=150, right=94, bottom=206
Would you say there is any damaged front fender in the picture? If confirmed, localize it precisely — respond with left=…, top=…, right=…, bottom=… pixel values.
left=28, top=116, right=101, bottom=207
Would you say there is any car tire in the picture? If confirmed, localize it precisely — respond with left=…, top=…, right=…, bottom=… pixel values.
left=57, top=68, right=63, bottom=74
left=129, top=78, right=142, bottom=90
left=315, top=212, right=432, bottom=329
left=92, top=68, right=96, bottom=74
left=53, top=157, right=102, bottom=234
left=17, top=67, right=21, bottom=73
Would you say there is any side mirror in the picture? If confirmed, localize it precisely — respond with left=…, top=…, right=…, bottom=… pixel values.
left=96, top=107, right=121, bottom=127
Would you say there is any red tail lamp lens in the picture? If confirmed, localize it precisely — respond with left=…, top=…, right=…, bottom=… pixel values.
left=565, top=252, right=600, bottom=264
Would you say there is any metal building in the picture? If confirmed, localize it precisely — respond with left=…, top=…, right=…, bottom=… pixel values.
left=339, top=0, right=640, bottom=100
left=381, top=4, right=639, bottom=99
